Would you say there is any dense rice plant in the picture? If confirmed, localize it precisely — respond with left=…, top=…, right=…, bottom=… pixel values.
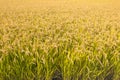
left=0, top=1, right=120, bottom=80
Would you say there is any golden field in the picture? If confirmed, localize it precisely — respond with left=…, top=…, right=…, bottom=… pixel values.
left=0, top=0, right=120, bottom=80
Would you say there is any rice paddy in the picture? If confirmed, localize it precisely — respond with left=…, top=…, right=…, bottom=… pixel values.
left=0, top=0, right=120, bottom=80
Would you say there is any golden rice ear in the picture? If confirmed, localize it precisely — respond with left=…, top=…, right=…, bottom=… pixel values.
left=0, top=0, right=120, bottom=80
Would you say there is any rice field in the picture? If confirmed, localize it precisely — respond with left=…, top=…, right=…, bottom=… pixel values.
left=0, top=0, right=120, bottom=80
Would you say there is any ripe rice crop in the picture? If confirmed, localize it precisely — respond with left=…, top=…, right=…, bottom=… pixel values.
left=0, top=0, right=120, bottom=80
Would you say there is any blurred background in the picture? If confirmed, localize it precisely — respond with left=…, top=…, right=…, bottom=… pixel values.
left=0, top=0, right=119, bottom=10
